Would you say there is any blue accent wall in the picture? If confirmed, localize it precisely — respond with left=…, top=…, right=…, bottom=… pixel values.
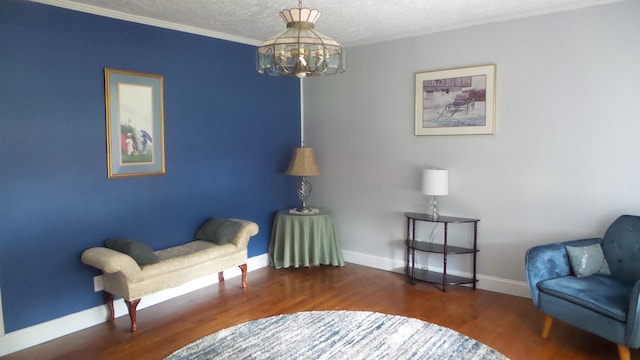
left=0, top=0, right=300, bottom=332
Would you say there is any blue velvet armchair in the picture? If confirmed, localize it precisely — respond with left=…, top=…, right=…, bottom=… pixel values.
left=526, top=215, right=640, bottom=360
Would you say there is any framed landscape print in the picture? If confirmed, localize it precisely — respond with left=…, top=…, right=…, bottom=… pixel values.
left=105, top=68, right=165, bottom=178
left=415, top=64, right=496, bottom=136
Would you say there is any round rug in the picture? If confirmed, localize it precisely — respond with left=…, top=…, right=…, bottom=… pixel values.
left=165, top=310, right=508, bottom=359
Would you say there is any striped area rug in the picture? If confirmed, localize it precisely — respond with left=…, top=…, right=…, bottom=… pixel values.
left=166, top=311, right=507, bottom=360
left=165, top=310, right=508, bottom=359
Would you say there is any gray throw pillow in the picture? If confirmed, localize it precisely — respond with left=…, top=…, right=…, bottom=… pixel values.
left=566, top=243, right=611, bottom=277
left=105, top=239, right=159, bottom=265
left=196, top=218, right=242, bottom=245
left=195, top=218, right=226, bottom=242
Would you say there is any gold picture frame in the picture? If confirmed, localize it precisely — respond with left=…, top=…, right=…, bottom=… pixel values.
left=415, top=64, right=496, bottom=136
left=105, top=68, right=165, bottom=178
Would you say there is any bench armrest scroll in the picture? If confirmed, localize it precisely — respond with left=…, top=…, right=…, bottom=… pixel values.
left=228, top=219, right=259, bottom=250
left=81, top=247, right=143, bottom=282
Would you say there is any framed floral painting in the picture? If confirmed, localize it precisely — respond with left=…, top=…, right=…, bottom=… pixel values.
left=105, top=68, right=165, bottom=178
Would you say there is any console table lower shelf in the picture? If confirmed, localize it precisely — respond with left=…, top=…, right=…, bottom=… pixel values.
left=404, top=267, right=477, bottom=289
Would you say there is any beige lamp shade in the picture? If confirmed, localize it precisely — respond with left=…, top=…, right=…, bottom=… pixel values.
left=286, top=148, right=320, bottom=176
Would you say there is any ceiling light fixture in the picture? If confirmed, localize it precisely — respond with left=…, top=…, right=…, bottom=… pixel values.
left=257, top=0, right=345, bottom=78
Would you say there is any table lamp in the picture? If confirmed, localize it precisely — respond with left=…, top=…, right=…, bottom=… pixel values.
left=286, top=147, right=320, bottom=213
left=422, top=168, right=448, bottom=219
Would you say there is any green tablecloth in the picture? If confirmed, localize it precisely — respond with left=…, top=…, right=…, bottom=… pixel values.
left=268, top=209, right=345, bottom=269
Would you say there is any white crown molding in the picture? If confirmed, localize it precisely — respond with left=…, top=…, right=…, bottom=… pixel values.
left=30, top=0, right=624, bottom=48
left=30, top=0, right=263, bottom=46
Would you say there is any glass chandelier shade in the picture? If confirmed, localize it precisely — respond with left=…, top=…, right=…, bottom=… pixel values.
left=257, top=4, right=346, bottom=78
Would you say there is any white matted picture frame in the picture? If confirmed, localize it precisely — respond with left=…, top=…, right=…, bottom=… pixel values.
left=105, top=68, right=165, bottom=178
left=415, top=64, right=496, bottom=136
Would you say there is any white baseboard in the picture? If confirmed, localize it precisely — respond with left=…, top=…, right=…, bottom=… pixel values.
left=0, top=254, right=269, bottom=357
left=0, top=288, right=4, bottom=336
left=0, top=250, right=530, bottom=356
left=341, top=250, right=531, bottom=298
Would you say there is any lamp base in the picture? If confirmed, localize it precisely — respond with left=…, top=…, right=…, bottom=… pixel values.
left=289, top=207, right=319, bottom=215
left=292, top=176, right=316, bottom=214
left=428, top=195, right=440, bottom=219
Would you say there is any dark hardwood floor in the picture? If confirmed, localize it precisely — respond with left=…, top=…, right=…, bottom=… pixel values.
left=3, top=264, right=633, bottom=359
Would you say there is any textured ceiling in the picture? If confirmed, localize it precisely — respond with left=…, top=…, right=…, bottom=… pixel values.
left=36, top=0, right=621, bottom=47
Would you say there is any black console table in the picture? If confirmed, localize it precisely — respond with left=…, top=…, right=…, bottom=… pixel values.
left=405, top=212, right=479, bottom=292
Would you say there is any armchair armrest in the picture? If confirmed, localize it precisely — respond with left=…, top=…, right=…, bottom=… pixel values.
left=228, top=219, right=259, bottom=250
left=81, top=247, right=143, bottom=282
left=525, top=237, right=601, bottom=307
left=625, top=280, right=640, bottom=348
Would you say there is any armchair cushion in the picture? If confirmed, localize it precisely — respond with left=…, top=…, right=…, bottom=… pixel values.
left=105, top=238, right=159, bottom=265
left=538, top=274, right=632, bottom=322
left=566, top=243, right=611, bottom=277
left=526, top=237, right=600, bottom=307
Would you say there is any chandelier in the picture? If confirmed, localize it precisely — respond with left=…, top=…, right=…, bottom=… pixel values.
left=257, top=1, right=345, bottom=78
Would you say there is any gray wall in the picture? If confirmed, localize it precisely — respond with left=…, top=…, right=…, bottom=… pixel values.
left=303, top=0, right=640, bottom=295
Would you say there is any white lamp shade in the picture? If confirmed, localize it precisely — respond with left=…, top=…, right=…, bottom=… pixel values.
left=422, top=169, right=448, bottom=196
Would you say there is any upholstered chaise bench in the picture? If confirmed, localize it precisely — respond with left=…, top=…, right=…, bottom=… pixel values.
left=81, top=218, right=259, bottom=332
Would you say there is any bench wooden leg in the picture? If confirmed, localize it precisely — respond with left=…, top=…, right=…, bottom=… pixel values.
left=219, top=266, right=247, bottom=288
left=125, top=298, right=141, bottom=332
left=542, top=315, right=553, bottom=339
left=239, top=263, right=247, bottom=288
left=105, top=292, right=115, bottom=322
left=617, top=344, right=630, bottom=360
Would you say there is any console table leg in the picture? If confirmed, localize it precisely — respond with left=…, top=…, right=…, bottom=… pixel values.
left=405, top=218, right=410, bottom=283
left=411, top=219, right=416, bottom=285
left=442, top=223, right=448, bottom=292
left=473, top=221, right=478, bottom=289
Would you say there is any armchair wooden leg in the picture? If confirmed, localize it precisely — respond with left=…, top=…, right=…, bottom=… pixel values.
left=617, top=344, right=630, bottom=360
left=218, top=271, right=225, bottom=283
left=239, top=263, right=248, bottom=288
left=542, top=315, right=553, bottom=339
left=125, top=298, right=141, bottom=332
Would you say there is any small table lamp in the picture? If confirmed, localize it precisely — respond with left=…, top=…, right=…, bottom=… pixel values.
left=286, top=147, right=320, bottom=213
left=422, top=168, right=448, bottom=219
